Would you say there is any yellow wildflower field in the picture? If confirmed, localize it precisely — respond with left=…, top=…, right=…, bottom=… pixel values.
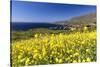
left=11, top=31, right=96, bottom=66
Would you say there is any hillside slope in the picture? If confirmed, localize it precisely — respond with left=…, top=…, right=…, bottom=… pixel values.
left=55, top=12, right=96, bottom=26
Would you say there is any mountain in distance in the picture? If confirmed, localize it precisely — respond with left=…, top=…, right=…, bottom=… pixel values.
left=55, top=12, right=96, bottom=26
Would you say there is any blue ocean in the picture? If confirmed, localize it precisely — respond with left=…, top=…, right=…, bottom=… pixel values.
left=11, top=22, right=60, bottom=31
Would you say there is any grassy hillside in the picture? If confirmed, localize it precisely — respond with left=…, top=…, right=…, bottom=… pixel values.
left=11, top=27, right=95, bottom=41
left=11, top=28, right=71, bottom=41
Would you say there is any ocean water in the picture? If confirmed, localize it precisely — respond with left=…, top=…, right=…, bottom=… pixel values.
left=11, top=22, right=60, bottom=31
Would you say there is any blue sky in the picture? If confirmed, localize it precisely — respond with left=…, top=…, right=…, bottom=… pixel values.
left=11, top=1, right=96, bottom=22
